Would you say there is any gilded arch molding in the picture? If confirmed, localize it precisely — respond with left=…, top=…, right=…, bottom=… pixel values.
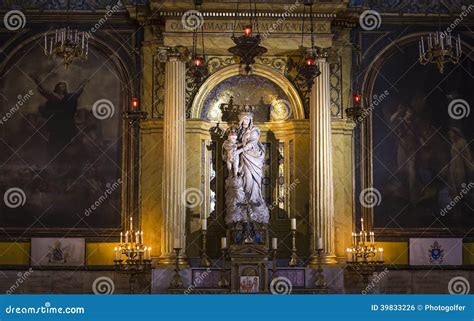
left=190, top=64, right=305, bottom=120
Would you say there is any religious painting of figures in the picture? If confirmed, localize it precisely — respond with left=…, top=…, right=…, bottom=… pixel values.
left=0, top=44, right=122, bottom=231
left=371, top=41, right=473, bottom=230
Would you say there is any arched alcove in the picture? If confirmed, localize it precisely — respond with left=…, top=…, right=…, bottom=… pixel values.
left=190, top=64, right=305, bottom=121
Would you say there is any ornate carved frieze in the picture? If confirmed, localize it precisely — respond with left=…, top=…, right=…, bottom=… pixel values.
left=365, top=0, right=470, bottom=14
left=0, top=0, right=145, bottom=10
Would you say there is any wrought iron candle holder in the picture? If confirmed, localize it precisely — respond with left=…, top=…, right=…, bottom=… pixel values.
left=200, top=230, right=211, bottom=267
left=289, top=228, right=298, bottom=267
left=271, top=248, right=277, bottom=280
left=218, top=248, right=229, bottom=288
left=113, top=218, right=152, bottom=293
left=169, top=248, right=184, bottom=289
left=346, top=218, right=384, bottom=288
left=314, top=249, right=327, bottom=289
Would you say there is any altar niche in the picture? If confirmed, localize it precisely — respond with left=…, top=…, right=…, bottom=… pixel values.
left=182, top=65, right=311, bottom=272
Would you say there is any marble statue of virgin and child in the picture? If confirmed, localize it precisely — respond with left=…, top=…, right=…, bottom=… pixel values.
left=222, top=106, right=269, bottom=226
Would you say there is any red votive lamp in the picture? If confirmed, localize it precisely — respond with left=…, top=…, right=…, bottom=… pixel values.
left=244, top=25, right=252, bottom=37
left=305, top=56, right=314, bottom=65
left=353, top=93, right=361, bottom=107
left=194, top=56, right=203, bottom=66
left=132, top=97, right=139, bottom=111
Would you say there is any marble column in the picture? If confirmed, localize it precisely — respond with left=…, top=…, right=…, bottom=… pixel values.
left=157, top=46, right=188, bottom=266
left=308, top=56, right=337, bottom=265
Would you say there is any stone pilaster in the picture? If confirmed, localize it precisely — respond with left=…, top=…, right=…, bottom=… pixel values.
left=157, top=46, right=189, bottom=266
left=309, top=57, right=337, bottom=265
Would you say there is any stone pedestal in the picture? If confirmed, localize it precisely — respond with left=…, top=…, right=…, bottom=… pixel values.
left=309, top=57, right=337, bottom=265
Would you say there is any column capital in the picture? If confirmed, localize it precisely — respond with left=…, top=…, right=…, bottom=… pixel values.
left=315, top=47, right=330, bottom=63
left=157, top=46, right=190, bottom=63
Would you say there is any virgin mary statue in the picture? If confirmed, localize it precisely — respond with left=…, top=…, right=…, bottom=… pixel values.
left=223, top=105, right=269, bottom=225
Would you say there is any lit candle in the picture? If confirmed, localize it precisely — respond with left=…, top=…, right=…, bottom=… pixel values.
left=130, top=217, right=133, bottom=231
left=272, top=237, right=278, bottom=250
left=120, top=232, right=123, bottom=244
left=361, top=217, right=364, bottom=231
left=201, top=218, right=207, bottom=231
left=148, top=247, right=152, bottom=260
left=221, top=237, right=227, bottom=249
left=378, top=247, right=384, bottom=262
left=114, top=247, right=118, bottom=260
left=174, top=237, right=180, bottom=249
left=346, top=248, right=352, bottom=262
left=290, top=218, right=296, bottom=230
left=316, top=237, right=323, bottom=250
left=125, top=231, right=128, bottom=243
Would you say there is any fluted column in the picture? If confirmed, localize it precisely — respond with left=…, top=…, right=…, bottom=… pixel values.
left=309, top=56, right=337, bottom=265
left=157, top=46, right=188, bottom=266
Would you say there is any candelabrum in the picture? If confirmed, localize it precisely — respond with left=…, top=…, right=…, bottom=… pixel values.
left=200, top=230, right=211, bottom=267
left=347, top=218, right=384, bottom=264
left=169, top=248, right=184, bottom=289
left=314, top=249, right=327, bottom=289
left=113, top=217, right=152, bottom=293
left=288, top=228, right=298, bottom=267
left=44, top=27, right=89, bottom=70
left=346, top=218, right=384, bottom=288
left=419, top=31, right=462, bottom=74
left=218, top=248, right=229, bottom=288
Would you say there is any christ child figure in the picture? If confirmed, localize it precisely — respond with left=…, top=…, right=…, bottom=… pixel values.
left=222, top=129, right=240, bottom=177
